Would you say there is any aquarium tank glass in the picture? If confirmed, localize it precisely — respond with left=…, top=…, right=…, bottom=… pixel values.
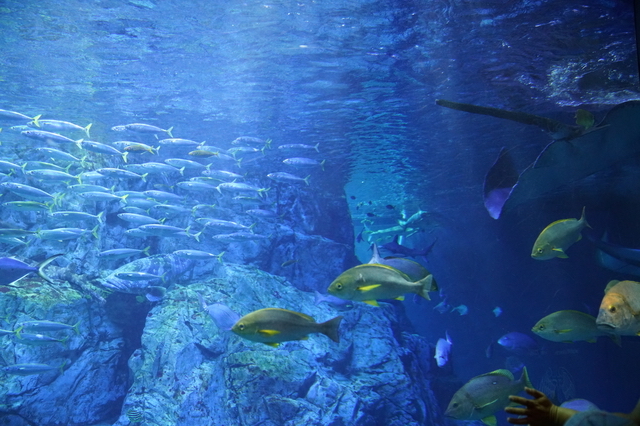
left=0, top=0, right=638, bottom=425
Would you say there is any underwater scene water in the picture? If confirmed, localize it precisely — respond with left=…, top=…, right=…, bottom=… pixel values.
left=0, top=0, right=639, bottom=425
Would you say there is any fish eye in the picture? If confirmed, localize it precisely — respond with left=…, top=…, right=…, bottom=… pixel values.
left=238, top=323, right=245, bottom=330
left=609, top=305, right=616, bottom=313
left=335, top=283, right=343, bottom=290
left=538, top=325, right=545, bottom=330
left=452, top=403, right=458, bottom=408
left=536, top=248, right=544, bottom=254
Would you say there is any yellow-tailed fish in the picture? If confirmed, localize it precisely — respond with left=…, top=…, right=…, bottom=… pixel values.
left=327, top=263, right=436, bottom=307
left=231, top=308, right=342, bottom=347
left=531, top=207, right=590, bottom=260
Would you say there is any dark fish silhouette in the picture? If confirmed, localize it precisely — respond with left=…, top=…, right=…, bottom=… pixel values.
left=0, top=254, right=63, bottom=286
left=380, top=235, right=436, bottom=259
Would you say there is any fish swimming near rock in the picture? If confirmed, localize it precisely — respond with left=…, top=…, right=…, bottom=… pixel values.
left=445, top=367, right=532, bottom=426
left=2, top=362, right=65, bottom=376
left=327, top=264, right=436, bottom=307
left=0, top=254, right=63, bottom=286
left=596, top=280, right=640, bottom=336
left=197, top=293, right=240, bottom=331
left=434, top=332, right=452, bottom=367
left=99, top=254, right=194, bottom=301
left=231, top=308, right=342, bottom=347
left=531, top=207, right=590, bottom=260
left=532, top=310, right=620, bottom=345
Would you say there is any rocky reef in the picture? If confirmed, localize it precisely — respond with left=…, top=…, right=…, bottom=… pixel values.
left=0, top=256, right=444, bottom=426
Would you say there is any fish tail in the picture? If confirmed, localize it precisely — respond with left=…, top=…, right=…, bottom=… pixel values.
left=314, top=142, right=320, bottom=152
left=142, top=246, right=151, bottom=256
left=520, top=366, right=532, bottom=389
left=84, top=123, right=92, bottom=138
left=580, top=206, right=592, bottom=229
left=417, top=274, right=435, bottom=300
left=58, top=360, right=67, bottom=375
left=14, top=325, right=23, bottom=340
left=303, top=175, right=311, bottom=186
left=320, top=159, right=326, bottom=171
left=216, top=251, right=225, bottom=263
left=320, top=315, right=343, bottom=343
left=36, top=253, right=64, bottom=284
left=97, top=211, right=105, bottom=224
left=32, top=114, right=42, bottom=127
left=72, top=321, right=81, bottom=335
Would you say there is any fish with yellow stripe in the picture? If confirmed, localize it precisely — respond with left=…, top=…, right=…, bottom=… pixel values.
left=327, top=263, right=436, bottom=307
left=231, top=308, right=342, bottom=347
left=531, top=207, right=590, bottom=260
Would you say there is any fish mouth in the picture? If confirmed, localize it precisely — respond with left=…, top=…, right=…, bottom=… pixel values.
left=596, top=322, right=616, bottom=331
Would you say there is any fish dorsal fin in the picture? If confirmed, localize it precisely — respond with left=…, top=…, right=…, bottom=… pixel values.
left=481, top=369, right=514, bottom=381
left=258, top=329, right=280, bottom=336
left=357, top=284, right=381, bottom=292
left=604, top=280, right=620, bottom=293
left=363, top=300, right=379, bottom=307
left=481, top=415, right=497, bottom=426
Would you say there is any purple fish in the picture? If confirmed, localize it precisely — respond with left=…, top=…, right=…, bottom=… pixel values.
left=198, top=293, right=240, bottom=331
left=313, top=291, right=353, bottom=309
left=497, top=331, right=540, bottom=356
left=0, top=254, right=63, bottom=286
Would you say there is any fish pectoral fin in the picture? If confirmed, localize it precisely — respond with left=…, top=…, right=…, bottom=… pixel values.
left=258, top=329, right=280, bottom=336
left=554, top=328, right=573, bottom=334
left=264, top=342, right=280, bottom=347
left=363, top=300, right=380, bottom=307
left=395, top=296, right=405, bottom=301
left=476, top=399, right=499, bottom=409
left=357, top=284, right=381, bottom=292
left=481, top=415, right=497, bottom=426
left=552, top=248, right=569, bottom=258
left=299, top=336, right=309, bottom=340
left=587, top=338, right=597, bottom=343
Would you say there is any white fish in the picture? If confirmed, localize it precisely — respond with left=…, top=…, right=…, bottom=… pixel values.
left=434, top=332, right=452, bottom=367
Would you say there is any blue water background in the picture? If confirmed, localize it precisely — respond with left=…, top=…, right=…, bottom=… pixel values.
left=0, top=0, right=639, bottom=421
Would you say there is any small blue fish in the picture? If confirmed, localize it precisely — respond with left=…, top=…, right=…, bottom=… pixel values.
left=0, top=254, right=63, bottom=286
left=451, top=304, right=468, bottom=315
left=313, top=291, right=353, bottom=309
left=197, top=293, right=240, bottom=331
left=493, top=306, right=503, bottom=317
left=497, top=331, right=540, bottom=356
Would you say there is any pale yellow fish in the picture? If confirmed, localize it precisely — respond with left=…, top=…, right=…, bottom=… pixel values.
left=531, top=207, right=590, bottom=260
left=231, top=308, right=342, bottom=347
left=596, top=280, right=640, bottom=336
left=327, top=263, right=435, bottom=307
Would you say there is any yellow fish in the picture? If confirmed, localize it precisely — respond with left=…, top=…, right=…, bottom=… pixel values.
left=531, top=207, right=590, bottom=260
left=231, top=308, right=342, bottom=347
left=327, top=263, right=436, bottom=307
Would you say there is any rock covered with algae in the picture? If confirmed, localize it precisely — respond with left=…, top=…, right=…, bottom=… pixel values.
left=112, top=263, right=444, bottom=426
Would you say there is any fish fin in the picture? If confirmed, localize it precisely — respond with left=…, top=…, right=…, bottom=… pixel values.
left=264, top=342, right=279, bottom=347
left=395, top=296, right=405, bottom=301
left=554, top=329, right=573, bottom=334
left=356, top=284, right=381, bottom=292
left=299, top=336, right=309, bottom=340
left=587, top=338, right=597, bottom=343
left=609, top=334, right=622, bottom=347
left=320, top=316, right=343, bottom=343
left=552, top=248, right=568, bottom=258
left=145, top=286, right=166, bottom=302
left=258, top=329, right=280, bottom=336
left=72, top=321, right=81, bottom=335
left=417, top=274, right=434, bottom=300
left=521, top=366, right=532, bottom=389
left=363, top=300, right=379, bottom=307
left=481, top=415, right=497, bottom=426
left=36, top=253, right=64, bottom=284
